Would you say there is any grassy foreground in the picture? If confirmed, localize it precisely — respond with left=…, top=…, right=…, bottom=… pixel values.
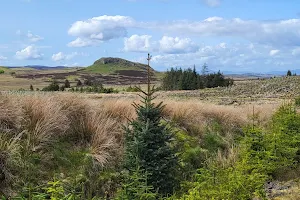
left=1, top=92, right=300, bottom=199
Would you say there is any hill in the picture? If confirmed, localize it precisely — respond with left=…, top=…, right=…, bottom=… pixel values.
left=83, top=57, right=155, bottom=76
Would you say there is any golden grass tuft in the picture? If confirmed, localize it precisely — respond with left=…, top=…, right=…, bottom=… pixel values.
left=162, top=100, right=247, bottom=137
left=162, top=100, right=278, bottom=136
left=21, top=95, right=69, bottom=151
left=0, top=94, right=22, bottom=133
left=88, top=112, right=121, bottom=167
left=99, top=98, right=136, bottom=122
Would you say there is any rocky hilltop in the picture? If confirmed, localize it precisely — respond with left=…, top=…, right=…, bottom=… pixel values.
left=94, top=57, right=150, bottom=71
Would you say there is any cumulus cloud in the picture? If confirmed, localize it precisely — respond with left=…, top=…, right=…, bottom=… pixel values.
left=201, top=0, right=222, bottom=7
left=69, top=15, right=300, bottom=48
left=292, top=47, right=300, bottom=56
left=68, top=15, right=134, bottom=47
left=159, top=36, right=199, bottom=54
left=124, top=35, right=153, bottom=52
left=150, top=43, right=299, bottom=72
left=67, top=38, right=99, bottom=47
left=270, top=49, right=280, bottom=56
left=148, top=17, right=300, bottom=47
left=15, top=46, right=43, bottom=60
left=0, top=56, right=7, bottom=60
left=17, top=30, right=43, bottom=42
left=124, top=35, right=199, bottom=54
left=52, top=52, right=80, bottom=62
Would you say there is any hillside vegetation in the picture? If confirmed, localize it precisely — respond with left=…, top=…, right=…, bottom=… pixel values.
left=84, top=57, right=155, bottom=75
left=0, top=66, right=10, bottom=73
left=164, top=76, right=300, bottom=104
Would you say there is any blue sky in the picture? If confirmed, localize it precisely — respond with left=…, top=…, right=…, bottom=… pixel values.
left=1, top=0, right=300, bottom=72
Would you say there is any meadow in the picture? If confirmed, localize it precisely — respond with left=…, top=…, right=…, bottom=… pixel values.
left=1, top=73, right=300, bottom=199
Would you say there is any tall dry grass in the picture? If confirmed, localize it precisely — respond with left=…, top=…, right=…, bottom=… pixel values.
left=162, top=100, right=278, bottom=136
left=0, top=93, right=278, bottom=169
left=21, top=95, right=69, bottom=152
left=0, top=94, right=22, bottom=133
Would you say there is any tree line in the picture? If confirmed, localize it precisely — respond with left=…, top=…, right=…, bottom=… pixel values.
left=162, top=66, right=233, bottom=90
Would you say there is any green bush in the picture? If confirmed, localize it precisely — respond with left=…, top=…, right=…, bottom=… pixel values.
left=126, top=85, right=140, bottom=92
left=42, top=81, right=60, bottom=91
left=115, top=168, right=157, bottom=200
left=181, top=103, right=300, bottom=200
left=0, top=69, right=4, bottom=74
left=181, top=165, right=266, bottom=200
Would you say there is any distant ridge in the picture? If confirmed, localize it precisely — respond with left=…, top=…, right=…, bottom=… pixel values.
left=6, top=65, right=71, bottom=70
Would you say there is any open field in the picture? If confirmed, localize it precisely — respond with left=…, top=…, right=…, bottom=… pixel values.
left=2, top=73, right=300, bottom=199
left=0, top=90, right=296, bottom=198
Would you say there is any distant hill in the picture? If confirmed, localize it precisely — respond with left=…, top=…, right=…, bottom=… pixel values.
left=223, top=70, right=300, bottom=77
left=83, top=57, right=155, bottom=76
left=6, top=65, right=78, bottom=70
left=24, top=65, right=68, bottom=70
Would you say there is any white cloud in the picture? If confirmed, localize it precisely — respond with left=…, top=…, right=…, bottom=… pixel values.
left=17, top=30, right=43, bottom=43
left=70, top=15, right=300, bottom=47
left=15, top=46, right=43, bottom=60
left=0, top=56, right=7, bottom=60
left=124, top=35, right=198, bottom=54
left=270, top=49, right=280, bottom=56
left=52, top=52, right=80, bottom=62
left=292, top=47, right=300, bottom=56
left=27, top=31, right=43, bottom=42
left=68, top=15, right=134, bottom=47
left=150, top=43, right=300, bottom=72
left=148, top=17, right=300, bottom=47
left=68, top=38, right=100, bottom=47
left=159, top=36, right=199, bottom=54
left=201, top=0, right=221, bottom=7
left=124, top=35, right=153, bottom=52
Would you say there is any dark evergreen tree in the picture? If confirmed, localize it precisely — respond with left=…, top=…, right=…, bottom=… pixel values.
left=29, top=84, right=34, bottom=91
left=287, top=70, right=292, bottom=76
left=124, top=55, right=179, bottom=196
left=64, top=79, right=70, bottom=88
left=162, top=66, right=233, bottom=90
left=77, top=80, right=82, bottom=86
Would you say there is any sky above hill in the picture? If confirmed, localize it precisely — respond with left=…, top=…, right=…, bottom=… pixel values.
left=1, top=0, right=300, bottom=72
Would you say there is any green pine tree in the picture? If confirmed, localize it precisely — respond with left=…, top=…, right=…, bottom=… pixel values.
left=123, top=54, right=179, bottom=196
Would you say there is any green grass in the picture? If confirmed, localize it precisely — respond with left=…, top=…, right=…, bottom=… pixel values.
left=154, top=71, right=165, bottom=80
left=66, top=75, right=80, bottom=81
left=83, top=63, right=145, bottom=74
left=0, top=66, right=11, bottom=73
